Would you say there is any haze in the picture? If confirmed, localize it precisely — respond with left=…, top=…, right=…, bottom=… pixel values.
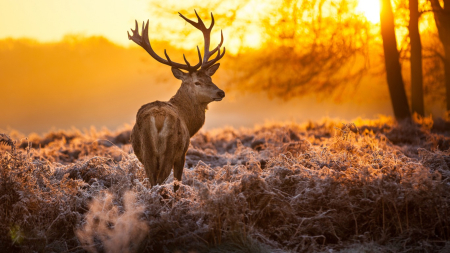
left=0, top=0, right=446, bottom=135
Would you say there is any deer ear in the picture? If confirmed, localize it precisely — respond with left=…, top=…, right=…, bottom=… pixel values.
left=205, top=63, right=220, bottom=76
left=171, top=67, right=187, bottom=80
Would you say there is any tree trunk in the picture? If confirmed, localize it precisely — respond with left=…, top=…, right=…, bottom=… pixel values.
left=409, top=0, right=424, bottom=116
left=380, top=0, right=411, bottom=119
left=430, top=0, right=450, bottom=111
left=445, top=47, right=450, bottom=111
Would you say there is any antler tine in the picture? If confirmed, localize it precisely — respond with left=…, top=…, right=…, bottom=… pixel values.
left=196, top=46, right=202, bottom=65
left=165, top=47, right=203, bottom=70
left=142, top=21, right=149, bottom=45
left=202, top=47, right=226, bottom=69
left=183, top=54, right=191, bottom=68
left=179, top=10, right=208, bottom=31
left=209, top=12, right=215, bottom=30
left=207, top=30, right=223, bottom=60
left=128, top=19, right=202, bottom=72
left=178, top=11, right=225, bottom=69
left=195, top=10, right=207, bottom=30
left=127, top=20, right=139, bottom=42
left=164, top=49, right=172, bottom=63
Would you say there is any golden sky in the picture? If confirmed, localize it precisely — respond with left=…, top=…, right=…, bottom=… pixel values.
left=0, top=0, right=380, bottom=51
left=0, top=0, right=265, bottom=54
left=0, top=0, right=151, bottom=46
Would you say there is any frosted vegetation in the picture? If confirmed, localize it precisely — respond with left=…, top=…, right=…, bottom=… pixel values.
left=1, top=117, right=450, bottom=252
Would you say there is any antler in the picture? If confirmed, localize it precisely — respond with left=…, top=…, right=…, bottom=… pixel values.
left=128, top=20, right=203, bottom=72
left=128, top=11, right=225, bottom=73
left=179, top=10, right=226, bottom=70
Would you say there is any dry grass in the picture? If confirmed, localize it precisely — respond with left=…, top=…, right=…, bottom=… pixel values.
left=1, top=116, right=450, bottom=252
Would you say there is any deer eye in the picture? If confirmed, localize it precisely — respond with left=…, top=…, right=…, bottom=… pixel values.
left=195, top=82, right=201, bottom=86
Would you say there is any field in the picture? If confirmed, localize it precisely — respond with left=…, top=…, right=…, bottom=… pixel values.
left=1, top=117, right=450, bottom=252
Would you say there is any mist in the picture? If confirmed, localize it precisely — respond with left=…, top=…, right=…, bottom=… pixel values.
left=0, top=36, right=404, bottom=135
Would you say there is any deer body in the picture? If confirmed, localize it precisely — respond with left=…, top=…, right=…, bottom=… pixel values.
left=128, top=11, right=225, bottom=191
left=131, top=100, right=190, bottom=189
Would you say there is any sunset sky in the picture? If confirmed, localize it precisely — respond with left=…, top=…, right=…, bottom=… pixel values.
left=0, top=0, right=151, bottom=46
left=0, top=0, right=380, bottom=49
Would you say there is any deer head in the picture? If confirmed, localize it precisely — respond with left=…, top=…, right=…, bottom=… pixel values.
left=127, top=10, right=225, bottom=103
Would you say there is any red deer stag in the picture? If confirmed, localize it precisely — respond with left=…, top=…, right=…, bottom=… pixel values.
left=128, top=11, right=225, bottom=191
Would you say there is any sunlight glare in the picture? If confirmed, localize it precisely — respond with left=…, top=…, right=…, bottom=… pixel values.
left=356, top=0, right=380, bottom=23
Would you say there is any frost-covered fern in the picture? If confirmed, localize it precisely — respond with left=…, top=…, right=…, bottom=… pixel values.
left=0, top=117, right=449, bottom=252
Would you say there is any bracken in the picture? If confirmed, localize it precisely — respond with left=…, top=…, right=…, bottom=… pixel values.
left=0, top=117, right=449, bottom=252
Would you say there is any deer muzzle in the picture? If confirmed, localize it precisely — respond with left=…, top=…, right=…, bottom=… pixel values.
left=214, top=90, right=225, bottom=101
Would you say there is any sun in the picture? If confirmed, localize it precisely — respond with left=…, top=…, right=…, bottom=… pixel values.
left=356, top=0, right=381, bottom=23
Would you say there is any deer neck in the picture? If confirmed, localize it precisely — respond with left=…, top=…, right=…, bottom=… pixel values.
left=169, top=85, right=207, bottom=137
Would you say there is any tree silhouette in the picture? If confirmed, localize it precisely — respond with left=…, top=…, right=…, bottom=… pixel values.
left=409, top=0, right=425, bottom=116
left=429, top=0, right=450, bottom=111
left=380, top=0, right=411, bottom=119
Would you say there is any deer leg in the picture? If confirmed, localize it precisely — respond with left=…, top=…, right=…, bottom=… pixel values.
left=155, top=130, right=177, bottom=186
left=143, top=155, right=157, bottom=187
left=173, top=156, right=186, bottom=192
left=155, top=152, right=175, bottom=186
left=151, top=113, right=176, bottom=185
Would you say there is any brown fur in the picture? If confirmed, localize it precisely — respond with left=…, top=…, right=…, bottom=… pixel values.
left=129, top=11, right=225, bottom=191
left=131, top=67, right=224, bottom=191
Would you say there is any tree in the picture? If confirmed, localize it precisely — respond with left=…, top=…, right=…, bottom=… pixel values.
left=393, top=0, right=446, bottom=115
left=409, top=0, right=425, bottom=116
left=230, top=0, right=371, bottom=100
left=380, top=0, right=411, bottom=119
left=429, top=0, right=450, bottom=111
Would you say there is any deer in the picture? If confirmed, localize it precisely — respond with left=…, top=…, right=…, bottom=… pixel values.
left=128, top=11, right=226, bottom=192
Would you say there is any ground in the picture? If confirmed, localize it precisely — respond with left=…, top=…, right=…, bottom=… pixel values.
left=1, top=116, right=450, bottom=252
